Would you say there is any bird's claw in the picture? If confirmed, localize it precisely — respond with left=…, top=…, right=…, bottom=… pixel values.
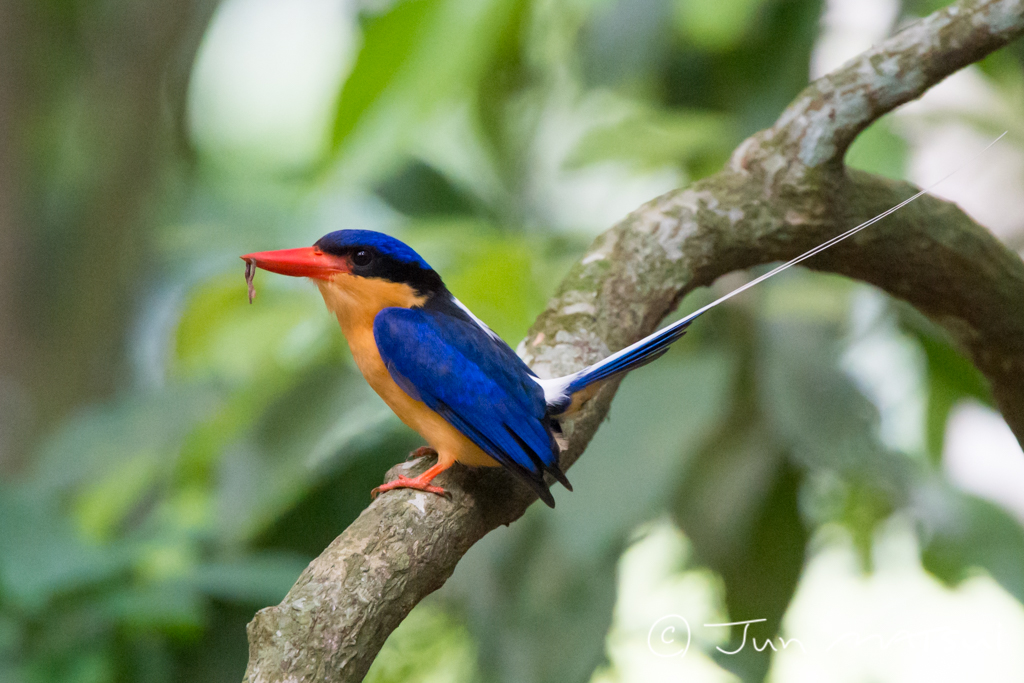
left=371, top=474, right=449, bottom=500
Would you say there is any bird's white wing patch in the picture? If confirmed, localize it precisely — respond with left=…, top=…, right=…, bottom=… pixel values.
left=452, top=297, right=503, bottom=343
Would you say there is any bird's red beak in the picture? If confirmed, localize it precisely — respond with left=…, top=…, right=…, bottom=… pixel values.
left=240, top=247, right=349, bottom=281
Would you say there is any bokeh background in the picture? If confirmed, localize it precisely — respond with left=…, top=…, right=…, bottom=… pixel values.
left=2, top=0, right=1024, bottom=681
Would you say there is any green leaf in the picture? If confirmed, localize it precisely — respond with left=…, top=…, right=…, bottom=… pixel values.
left=673, top=0, right=770, bottom=51
left=31, top=385, right=218, bottom=498
left=72, top=453, right=162, bottom=541
left=0, top=490, right=131, bottom=611
left=758, top=311, right=911, bottom=496
left=715, top=459, right=808, bottom=683
left=918, top=332, right=993, bottom=463
left=96, top=582, right=205, bottom=632
left=22, top=650, right=114, bottom=683
left=568, top=108, right=734, bottom=172
left=920, top=486, right=1024, bottom=604
left=365, top=601, right=479, bottom=683
left=174, top=272, right=331, bottom=382
left=373, top=160, right=482, bottom=216
left=330, top=0, right=527, bottom=184
left=332, top=0, right=444, bottom=151
left=845, top=118, right=907, bottom=181
left=453, top=514, right=620, bottom=683
left=756, top=293, right=919, bottom=573
left=670, top=393, right=809, bottom=682
left=187, top=553, right=309, bottom=605
left=213, top=377, right=400, bottom=544
left=668, top=310, right=809, bottom=681
left=444, top=240, right=541, bottom=343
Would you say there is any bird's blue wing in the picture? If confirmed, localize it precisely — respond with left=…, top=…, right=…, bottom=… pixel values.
left=373, top=307, right=566, bottom=505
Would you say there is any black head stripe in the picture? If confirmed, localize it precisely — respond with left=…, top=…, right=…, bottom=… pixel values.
left=317, top=241, right=444, bottom=296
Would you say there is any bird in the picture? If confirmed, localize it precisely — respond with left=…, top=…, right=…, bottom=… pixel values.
left=240, top=135, right=1000, bottom=507
left=237, top=224, right=866, bottom=506
left=242, top=229, right=615, bottom=507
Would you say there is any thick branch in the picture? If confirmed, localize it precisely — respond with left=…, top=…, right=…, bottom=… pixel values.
left=244, top=2, right=1024, bottom=681
left=774, top=0, right=1024, bottom=168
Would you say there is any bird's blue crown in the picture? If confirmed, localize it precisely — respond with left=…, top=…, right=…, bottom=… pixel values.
left=315, top=230, right=432, bottom=271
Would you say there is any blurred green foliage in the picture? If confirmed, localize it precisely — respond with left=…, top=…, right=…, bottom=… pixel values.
left=1, top=0, right=1023, bottom=682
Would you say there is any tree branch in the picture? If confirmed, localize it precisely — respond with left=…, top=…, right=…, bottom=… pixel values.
left=243, top=2, right=1024, bottom=681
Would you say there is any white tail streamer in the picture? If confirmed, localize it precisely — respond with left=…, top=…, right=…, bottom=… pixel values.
left=679, top=130, right=1008, bottom=325
left=541, top=131, right=1008, bottom=409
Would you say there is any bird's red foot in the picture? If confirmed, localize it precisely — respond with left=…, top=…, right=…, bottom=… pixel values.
left=371, top=461, right=451, bottom=501
left=371, top=475, right=448, bottom=499
left=406, top=446, right=438, bottom=462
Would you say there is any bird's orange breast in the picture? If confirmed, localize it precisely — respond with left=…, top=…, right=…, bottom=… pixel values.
left=314, top=274, right=500, bottom=468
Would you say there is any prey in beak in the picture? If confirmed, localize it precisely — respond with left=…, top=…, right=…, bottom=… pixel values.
left=241, top=246, right=351, bottom=303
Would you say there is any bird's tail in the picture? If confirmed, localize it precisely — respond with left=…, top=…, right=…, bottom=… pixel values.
left=538, top=311, right=698, bottom=414
left=539, top=131, right=1006, bottom=416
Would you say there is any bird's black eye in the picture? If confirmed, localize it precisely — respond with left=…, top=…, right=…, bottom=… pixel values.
left=352, top=249, right=373, bottom=267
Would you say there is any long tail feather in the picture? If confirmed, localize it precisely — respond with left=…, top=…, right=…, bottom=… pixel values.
left=542, top=132, right=1006, bottom=413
